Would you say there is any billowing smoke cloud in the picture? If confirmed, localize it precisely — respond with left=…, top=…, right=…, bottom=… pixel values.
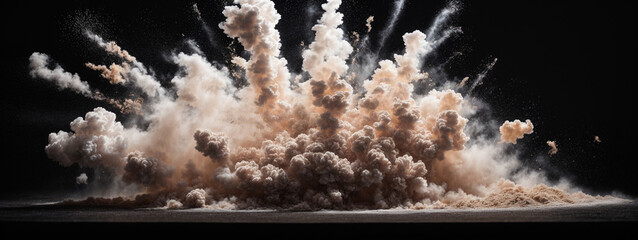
left=40, top=1, right=615, bottom=210
left=29, top=52, right=92, bottom=97
left=193, top=129, right=230, bottom=164
left=184, top=189, right=207, bottom=208
left=76, top=173, right=88, bottom=185
left=122, top=151, right=174, bottom=187
left=219, top=0, right=291, bottom=109
left=499, top=119, right=534, bottom=144
left=45, top=107, right=128, bottom=168
left=300, top=0, right=354, bottom=136
left=547, top=140, right=558, bottom=156
left=166, top=199, right=183, bottom=209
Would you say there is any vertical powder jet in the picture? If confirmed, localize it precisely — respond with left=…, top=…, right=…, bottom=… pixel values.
left=351, top=0, right=406, bottom=90
left=377, top=0, right=406, bottom=54
left=349, top=1, right=460, bottom=95
left=34, top=0, right=613, bottom=210
left=219, top=0, right=291, bottom=113
left=300, top=0, right=354, bottom=136
left=193, top=3, right=220, bottom=49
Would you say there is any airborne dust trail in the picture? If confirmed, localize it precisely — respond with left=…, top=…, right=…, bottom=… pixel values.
left=30, top=0, right=615, bottom=210
left=467, top=57, right=498, bottom=94
left=376, top=0, right=406, bottom=54
left=193, top=3, right=220, bottom=50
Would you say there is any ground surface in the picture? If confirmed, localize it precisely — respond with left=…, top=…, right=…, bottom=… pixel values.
left=1, top=199, right=636, bottom=236
left=1, top=200, right=637, bottom=223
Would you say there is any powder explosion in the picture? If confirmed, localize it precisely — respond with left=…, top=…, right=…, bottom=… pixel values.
left=30, top=0, right=610, bottom=210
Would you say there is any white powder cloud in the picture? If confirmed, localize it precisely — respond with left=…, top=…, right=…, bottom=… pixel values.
left=76, top=173, right=88, bottom=185
left=45, top=107, right=128, bottom=168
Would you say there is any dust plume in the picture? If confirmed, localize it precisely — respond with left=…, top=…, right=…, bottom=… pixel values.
left=85, top=62, right=128, bottom=85
left=33, top=0, right=616, bottom=210
left=76, top=173, right=88, bottom=185
left=547, top=140, right=558, bottom=156
left=500, top=119, right=534, bottom=144
left=45, top=107, right=128, bottom=169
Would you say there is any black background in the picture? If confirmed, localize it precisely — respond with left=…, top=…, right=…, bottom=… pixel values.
left=1, top=0, right=636, bottom=199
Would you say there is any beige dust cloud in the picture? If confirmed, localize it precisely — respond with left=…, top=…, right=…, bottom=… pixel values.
left=500, top=119, right=534, bottom=144
left=547, top=140, right=558, bottom=156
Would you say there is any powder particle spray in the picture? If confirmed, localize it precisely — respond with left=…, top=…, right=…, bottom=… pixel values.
left=31, top=0, right=611, bottom=210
